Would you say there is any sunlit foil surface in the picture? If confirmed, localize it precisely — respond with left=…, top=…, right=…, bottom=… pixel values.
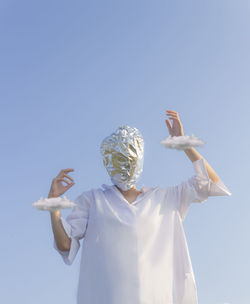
left=100, top=125, right=144, bottom=191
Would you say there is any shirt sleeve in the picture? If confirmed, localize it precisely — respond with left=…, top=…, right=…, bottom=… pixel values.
left=173, top=158, right=232, bottom=221
left=53, top=191, right=91, bottom=265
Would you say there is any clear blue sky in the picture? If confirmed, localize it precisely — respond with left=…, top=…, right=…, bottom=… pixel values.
left=1, top=1, right=249, bottom=303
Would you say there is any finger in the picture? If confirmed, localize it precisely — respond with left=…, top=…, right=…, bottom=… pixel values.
left=165, top=120, right=174, bottom=136
left=168, top=117, right=182, bottom=127
left=166, top=111, right=178, bottom=115
left=165, top=119, right=172, bottom=131
left=61, top=168, right=74, bottom=173
left=63, top=174, right=74, bottom=182
left=57, top=178, right=71, bottom=185
left=166, top=113, right=180, bottom=120
left=166, top=110, right=178, bottom=114
left=166, top=111, right=178, bottom=116
left=58, top=178, right=74, bottom=185
left=166, top=113, right=178, bottom=119
left=57, top=168, right=74, bottom=178
left=168, top=117, right=180, bottom=121
left=65, top=182, right=75, bottom=190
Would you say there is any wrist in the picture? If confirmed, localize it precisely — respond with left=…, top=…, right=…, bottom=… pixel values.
left=50, top=209, right=61, bottom=217
left=48, top=192, right=59, bottom=199
left=184, top=147, right=193, bottom=153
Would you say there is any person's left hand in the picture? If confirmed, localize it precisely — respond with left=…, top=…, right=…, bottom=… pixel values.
left=165, top=110, right=184, bottom=137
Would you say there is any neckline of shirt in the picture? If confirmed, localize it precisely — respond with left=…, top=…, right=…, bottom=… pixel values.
left=101, top=184, right=154, bottom=206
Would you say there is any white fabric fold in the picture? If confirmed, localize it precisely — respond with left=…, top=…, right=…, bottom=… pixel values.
left=53, top=217, right=81, bottom=265
left=175, top=158, right=232, bottom=221
left=53, top=193, right=91, bottom=265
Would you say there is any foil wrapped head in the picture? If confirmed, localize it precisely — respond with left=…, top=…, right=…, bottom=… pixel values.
left=100, top=125, right=144, bottom=191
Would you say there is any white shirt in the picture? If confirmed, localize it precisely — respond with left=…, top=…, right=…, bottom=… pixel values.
left=54, top=158, right=231, bottom=304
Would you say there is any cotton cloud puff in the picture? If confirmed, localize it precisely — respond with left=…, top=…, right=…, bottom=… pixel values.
left=160, top=134, right=205, bottom=150
left=32, top=196, right=77, bottom=211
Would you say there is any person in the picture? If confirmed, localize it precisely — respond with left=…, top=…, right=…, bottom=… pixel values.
left=49, top=110, right=231, bottom=304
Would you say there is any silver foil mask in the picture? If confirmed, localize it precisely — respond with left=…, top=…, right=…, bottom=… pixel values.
left=100, top=125, right=144, bottom=191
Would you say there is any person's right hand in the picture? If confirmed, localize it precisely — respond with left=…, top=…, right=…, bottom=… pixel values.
left=48, top=168, right=75, bottom=198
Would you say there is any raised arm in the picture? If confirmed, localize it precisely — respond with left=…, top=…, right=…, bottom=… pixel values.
left=48, top=168, right=75, bottom=251
left=165, top=109, right=219, bottom=183
left=50, top=209, right=71, bottom=251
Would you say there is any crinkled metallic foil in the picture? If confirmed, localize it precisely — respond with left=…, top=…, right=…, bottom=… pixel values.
left=100, top=125, right=144, bottom=191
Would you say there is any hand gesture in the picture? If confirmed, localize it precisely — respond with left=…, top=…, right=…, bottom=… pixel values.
left=48, top=168, right=75, bottom=198
left=165, top=110, right=184, bottom=137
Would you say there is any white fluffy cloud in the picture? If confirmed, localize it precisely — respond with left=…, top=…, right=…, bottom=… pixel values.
left=32, top=196, right=77, bottom=211
left=160, top=134, right=205, bottom=150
